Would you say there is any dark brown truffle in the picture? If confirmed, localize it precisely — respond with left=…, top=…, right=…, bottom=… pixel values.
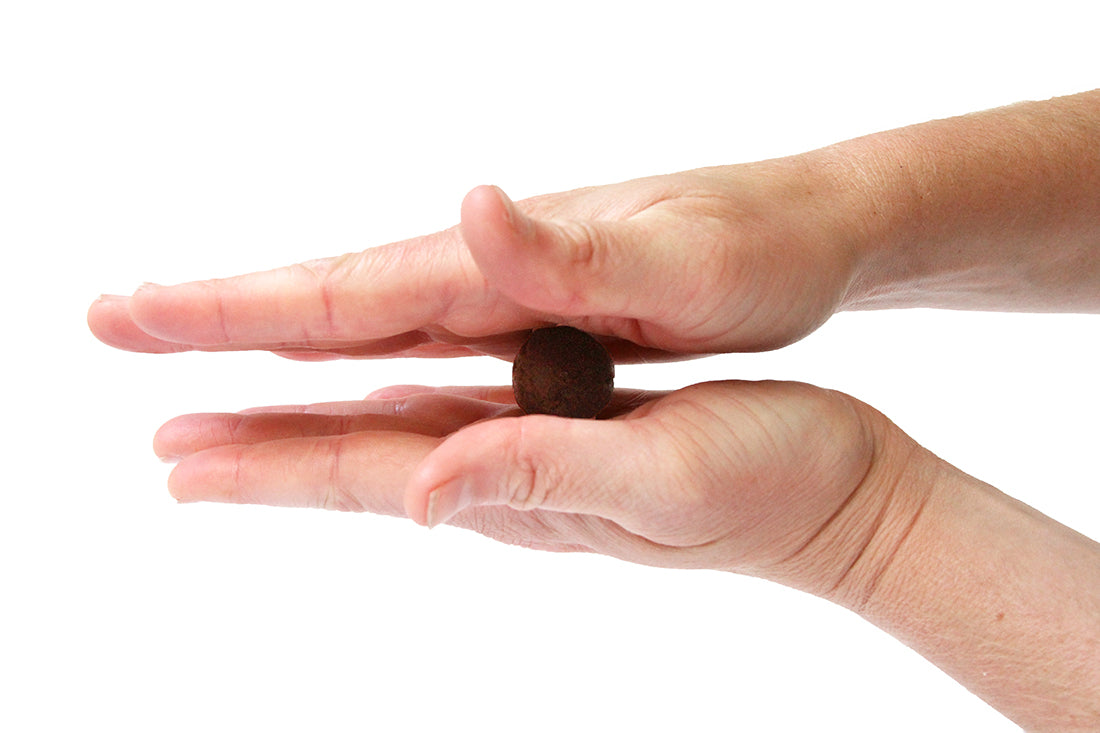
left=512, top=326, right=615, bottom=418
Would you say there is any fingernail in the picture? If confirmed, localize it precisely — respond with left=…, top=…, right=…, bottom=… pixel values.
left=158, top=454, right=182, bottom=465
left=425, top=478, right=473, bottom=529
left=493, top=186, right=534, bottom=240
left=135, top=282, right=164, bottom=295
left=493, top=186, right=516, bottom=225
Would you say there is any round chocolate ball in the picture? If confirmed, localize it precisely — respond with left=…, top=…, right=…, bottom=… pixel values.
left=512, top=326, right=615, bottom=419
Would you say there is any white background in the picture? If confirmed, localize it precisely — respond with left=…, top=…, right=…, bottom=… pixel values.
left=2, top=1, right=1098, bottom=731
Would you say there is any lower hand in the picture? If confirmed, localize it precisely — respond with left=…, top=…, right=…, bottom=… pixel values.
left=157, top=379, right=914, bottom=597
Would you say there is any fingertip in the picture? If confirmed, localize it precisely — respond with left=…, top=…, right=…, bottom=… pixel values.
left=154, top=413, right=218, bottom=465
left=164, top=446, right=242, bottom=505
left=152, top=414, right=187, bottom=463
left=165, top=455, right=200, bottom=503
left=461, top=184, right=512, bottom=224
left=87, top=292, right=191, bottom=353
left=461, top=185, right=512, bottom=253
left=86, top=294, right=121, bottom=342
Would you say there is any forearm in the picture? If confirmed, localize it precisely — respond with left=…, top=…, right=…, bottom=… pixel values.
left=836, top=444, right=1100, bottom=731
left=830, top=89, right=1100, bottom=312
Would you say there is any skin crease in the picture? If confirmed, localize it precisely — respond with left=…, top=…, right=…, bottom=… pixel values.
left=89, top=90, right=1100, bottom=730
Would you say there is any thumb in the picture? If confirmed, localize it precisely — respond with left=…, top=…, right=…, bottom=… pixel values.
left=460, top=185, right=691, bottom=320
left=404, top=413, right=649, bottom=528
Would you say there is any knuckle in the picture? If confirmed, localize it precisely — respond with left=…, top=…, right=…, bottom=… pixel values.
left=558, top=220, right=602, bottom=271
left=319, top=437, right=366, bottom=513
left=296, top=253, right=360, bottom=340
left=504, top=419, right=560, bottom=511
left=538, top=220, right=611, bottom=311
left=219, top=444, right=249, bottom=504
left=199, top=279, right=232, bottom=343
left=222, top=413, right=251, bottom=444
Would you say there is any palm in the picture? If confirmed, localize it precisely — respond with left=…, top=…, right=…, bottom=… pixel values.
left=417, top=381, right=878, bottom=581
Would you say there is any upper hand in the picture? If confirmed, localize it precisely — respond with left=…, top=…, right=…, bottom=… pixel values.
left=88, top=159, right=864, bottom=361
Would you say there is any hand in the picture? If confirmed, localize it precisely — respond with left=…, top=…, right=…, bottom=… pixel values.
left=157, top=380, right=908, bottom=592
left=88, top=158, right=864, bottom=361
left=89, top=92, right=1100, bottom=363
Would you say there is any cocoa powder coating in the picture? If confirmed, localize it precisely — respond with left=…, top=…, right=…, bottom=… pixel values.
left=512, top=326, right=615, bottom=419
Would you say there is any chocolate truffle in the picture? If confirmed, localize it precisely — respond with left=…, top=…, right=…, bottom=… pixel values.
left=512, top=326, right=615, bottom=419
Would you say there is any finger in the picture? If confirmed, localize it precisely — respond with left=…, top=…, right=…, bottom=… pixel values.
left=89, top=294, right=430, bottom=356
left=155, top=395, right=514, bottom=460
left=168, top=431, right=436, bottom=515
left=267, top=331, right=438, bottom=360
left=91, top=287, right=502, bottom=359
left=124, top=231, right=494, bottom=348
left=88, top=307, right=483, bottom=359
left=365, top=384, right=518, bottom=403
left=237, top=400, right=413, bottom=415
left=87, top=294, right=191, bottom=353
left=271, top=341, right=483, bottom=361
left=460, top=185, right=704, bottom=324
left=403, top=414, right=662, bottom=528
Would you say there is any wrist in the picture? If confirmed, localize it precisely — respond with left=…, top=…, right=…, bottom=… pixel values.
left=773, top=139, right=927, bottom=313
left=828, top=425, right=1100, bottom=730
left=803, top=133, right=938, bottom=311
left=768, top=397, right=939, bottom=605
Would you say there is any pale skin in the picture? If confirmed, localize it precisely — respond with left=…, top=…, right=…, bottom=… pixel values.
left=88, top=90, right=1100, bottom=730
